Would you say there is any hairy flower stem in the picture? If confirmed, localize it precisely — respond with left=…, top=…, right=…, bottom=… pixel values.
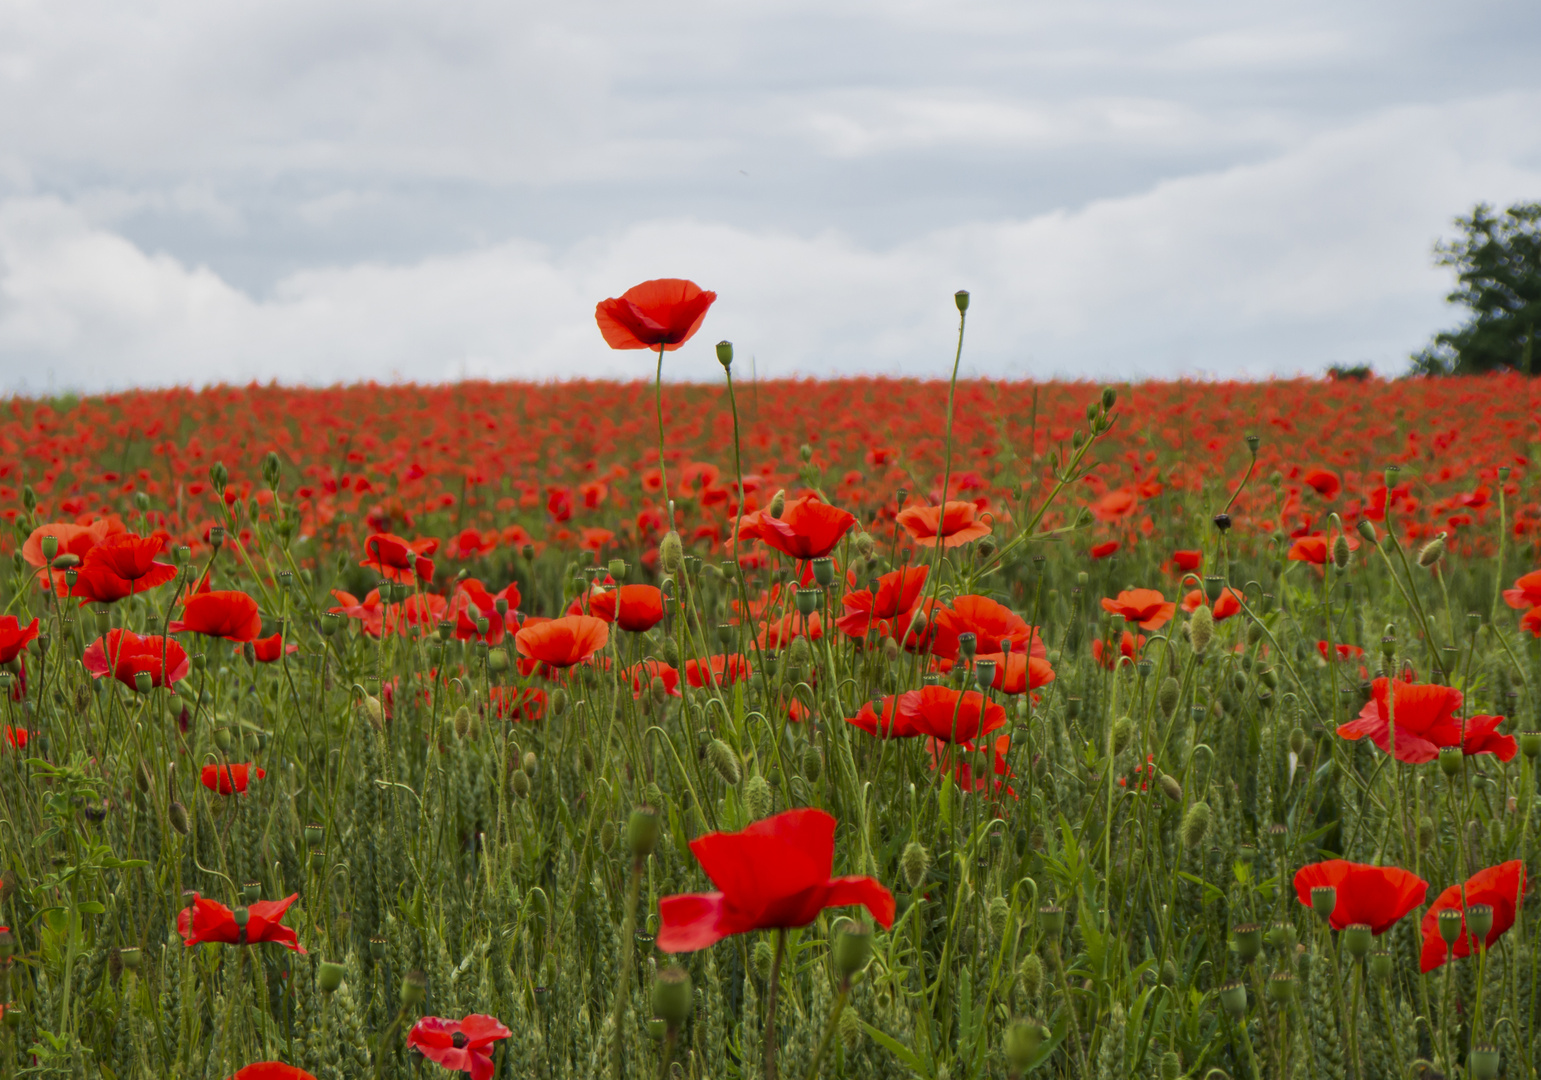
left=654, top=345, right=671, bottom=516
left=803, top=985, right=849, bottom=1080
left=612, top=854, right=645, bottom=1080
left=765, top=928, right=787, bottom=1080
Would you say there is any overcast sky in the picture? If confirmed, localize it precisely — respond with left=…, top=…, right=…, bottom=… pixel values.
left=0, top=0, right=1538, bottom=392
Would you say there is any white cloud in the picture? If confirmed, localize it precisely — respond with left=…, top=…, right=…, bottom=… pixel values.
left=1, top=93, right=1535, bottom=393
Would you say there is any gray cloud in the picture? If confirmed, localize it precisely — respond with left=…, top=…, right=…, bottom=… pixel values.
left=0, top=0, right=1537, bottom=391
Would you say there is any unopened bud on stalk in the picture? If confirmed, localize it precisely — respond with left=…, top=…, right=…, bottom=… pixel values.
left=1004, top=1020, right=1044, bottom=1077
left=833, top=922, right=872, bottom=981
left=988, top=896, right=1010, bottom=939
left=659, top=531, right=684, bottom=574
left=1332, top=534, right=1351, bottom=569
left=707, top=739, right=742, bottom=786
left=799, top=444, right=812, bottom=463
left=401, top=970, right=427, bottom=1006
left=1289, top=728, right=1307, bottom=755
left=1188, top=605, right=1213, bottom=655
left=1017, top=953, right=1044, bottom=999
left=743, top=774, right=772, bottom=820
left=549, top=688, right=569, bottom=716
left=509, top=770, right=530, bottom=798
left=653, top=965, right=693, bottom=1031
left=1181, top=802, right=1210, bottom=848
left=1417, top=533, right=1447, bottom=568
left=522, top=751, right=538, bottom=776
left=628, top=807, right=660, bottom=858
left=801, top=745, right=823, bottom=783
left=1158, top=774, right=1182, bottom=803
left=1157, top=677, right=1180, bottom=718
left=599, top=820, right=617, bottom=852
left=317, top=961, right=346, bottom=994
left=768, top=489, right=786, bottom=518
left=1111, top=716, right=1134, bottom=755
left=853, top=531, right=875, bottom=557
left=453, top=705, right=471, bottom=738
left=168, top=801, right=190, bottom=836
left=901, top=841, right=930, bottom=890
left=359, top=694, right=383, bottom=728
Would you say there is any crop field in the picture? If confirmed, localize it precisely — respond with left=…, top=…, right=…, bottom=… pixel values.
left=0, top=350, right=1539, bottom=1079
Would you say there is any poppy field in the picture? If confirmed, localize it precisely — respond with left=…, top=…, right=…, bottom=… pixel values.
left=1, top=283, right=1541, bottom=1080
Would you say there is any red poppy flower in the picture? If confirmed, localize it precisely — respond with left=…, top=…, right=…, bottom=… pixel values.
left=901, top=686, right=1007, bottom=744
left=685, top=653, right=753, bottom=687
left=1523, top=606, right=1541, bottom=638
left=22, top=519, right=124, bottom=586
left=1100, top=588, right=1176, bottom=631
left=83, top=630, right=190, bottom=690
left=595, top=278, right=717, bottom=351
left=449, top=528, right=497, bottom=560
left=66, top=533, right=178, bottom=604
left=1092, top=630, right=1144, bottom=669
left=929, top=733, right=1015, bottom=797
left=1419, top=861, right=1526, bottom=971
left=4, top=726, right=26, bottom=749
left=976, top=651, right=1055, bottom=695
left=229, top=1063, right=319, bottom=1080
left=329, top=589, right=385, bottom=638
left=657, top=808, right=894, bottom=952
left=737, top=496, right=856, bottom=560
left=178, top=892, right=305, bottom=953
left=244, top=633, right=298, bottom=663
left=1090, top=489, right=1137, bottom=523
left=835, top=566, right=928, bottom=640
left=757, top=610, right=822, bottom=649
left=1503, top=570, right=1541, bottom=610
left=1292, top=860, right=1427, bottom=934
left=1335, top=678, right=1464, bottom=763
left=514, top=615, right=609, bottom=668
left=933, top=595, right=1046, bottom=659
left=361, top=533, right=436, bottom=585
left=0, top=617, right=39, bottom=664
left=1090, top=540, right=1120, bottom=559
left=584, top=584, right=666, bottom=632
left=1302, top=469, right=1342, bottom=499
left=625, top=659, right=681, bottom=699
left=1458, top=714, right=1517, bottom=761
left=1317, top=641, right=1365, bottom=661
left=1287, top=536, right=1328, bottom=565
left=489, top=685, right=545, bottom=722
left=448, top=579, right=510, bottom=645
left=407, top=1014, right=512, bottom=1080
left=202, top=763, right=266, bottom=795
left=846, top=693, right=921, bottom=738
left=895, top=501, right=991, bottom=549
left=1171, top=550, right=1202, bottom=573
left=170, top=590, right=262, bottom=642
left=1180, top=587, right=1242, bottom=621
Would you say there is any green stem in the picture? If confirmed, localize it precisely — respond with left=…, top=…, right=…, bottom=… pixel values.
left=803, top=985, right=850, bottom=1080
left=765, top=928, right=787, bottom=1080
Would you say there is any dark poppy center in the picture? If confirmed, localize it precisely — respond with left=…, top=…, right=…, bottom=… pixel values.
left=451, top=1032, right=469, bottom=1049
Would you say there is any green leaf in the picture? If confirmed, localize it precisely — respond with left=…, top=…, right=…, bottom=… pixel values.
left=76, top=901, right=106, bottom=915
left=861, top=1022, right=930, bottom=1076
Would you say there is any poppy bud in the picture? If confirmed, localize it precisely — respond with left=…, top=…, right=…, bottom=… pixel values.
left=833, top=922, right=872, bottom=981
left=1465, top=903, right=1493, bottom=942
left=21, top=484, right=34, bottom=511
left=1181, top=802, right=1210, bottom=848
left=1110, top=716, right=1134, bottom=756
left=262, top=451, right=282, bottom=491
left=628, top=807, right=660, bottom=858
left=988, top=895, right=1010, bottom=939
left=1004, top=1020, right=1044, bottom=1077
left=715, top=340, right=733, bottom=368
left=510, top=770, right=530, bottom=798
left=901, top=841, right=930, bottom=890
left=360, top=694, right=383, bottom=729
left=1157, top=677, right=1180, bottom=719
left=1310, top=885, right=1336, bottom=920
left=1232, top=923, right=1262, bottom=961
left=1343, top=923, right=1372, bottom=958
left=1038, top=905, right=1065, bottom=934
left=743, top=774, right=772, bottom=820
left=800, top=744, right=823, bottom=783
left=1468, top=1045, right=1500, bottom=1080
left=1158, top=774, right=1182, bottom=803
left=1332, top=535, right=1350, bottom=569
left=854, top=531, right=875, bottom=558
left=768, top=489, right=786, bottom=518
left=652, top=965, right=693, bottom=1031
left=707, top=739, right=741, bottom=786
left=1188, top=606, right=1213, bottom=655
left=1218, top=980, right=1247, bottom=1019
left=549, top=688, right=568, bottom=716
left=1438, top=746, right=1462, bottom=777
left=599, top=820, right=617, bottom=852
left=659, top=530, right=684, bottom=574
left=168, top=801, right=190, bottom=836
left=40, top=535, right=58, bottom=561
left=753, top=939, right=773, bottom=980
left=318, top=961, right=346, bottom=994
left=488, top=648, right=509, bottom=673
left=401, top=970, right=427, bottom=1006
left=1417, top=534, right=1446, bottom=568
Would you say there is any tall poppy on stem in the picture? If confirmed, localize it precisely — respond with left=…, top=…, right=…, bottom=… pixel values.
left=896, top=501, right=991, bottom=549
left=68, top=533, right=178, bottom=604
left=1419, top=861, right=1526, bottom=971
left=83, top=630, right=190, bottom=690
left=836, top=566, right=927, bottom=640
left=657, top=808, right=894, bottom=952
left=514, top=615, right=609, bottom=669
left=1292, top=860, right=1427, bottom=933
left=1100, top=589, right=1176, bottom=631
left=737, top=496, right=856, bottom=561
left=169, top=590, right=263, bottom=642
left=596, top=278, right=716, bottom=508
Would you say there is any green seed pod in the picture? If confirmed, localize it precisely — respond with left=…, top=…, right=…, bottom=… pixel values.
left=707, top=739, right=742, bottom=786
left=1267, top=971, right=1296, bottom=1003
left=1466, top=903, right=1494, bottom=942
left=800, top=744, right=823, bottom=783
left=1437, top=907, right=1463, bottom=945
left=1181, top=802, right=1210, bottom=848
left=1439, top=746, right=1462, bottom=777
left=168, top=801, right=190, bottom=836
left=1111, top=716, right=1134, bottom=755
left=1343, top=923, right=1372, bottom=958
left=743, top=774, right=772, bottom=820
left=1468, top=1045, right=1500, bottom=1080
left=1231, top=670, right=1247, bottom=694
left=487, top=647, right=509, bottom=672
left=1158, top=774, right=1182, bottom=803
left=1369, top=950, right=1392, bottom=979
left=1157, top=677, right=1180, bottom=718
left=1218, top=980, right=1247, bottom=1018
left=1038, top=906, right=1065, bottom=934
left=1311, top=886, right=1337, bottom=920
left=1189, top=606, right=1213, bottom=655
left=628, top=807, right=660, bottom=858
left=1160, top=1050, right=1182, bottom=1080
left=1004, top=1020, right=1046, bottom=1077
left=901, top=841, right=930, bottom=891
left=988, top=896, right=1010, bottom=939
left=1018, top=953, right=1044, bottom=999
left=659, top=531, right=684, bottom=575
left=1519, top=731, right=1541, bottom=759
left=317, top=961, right=346, bottom=994
left=652, top=966, right=693, bottom=1031
left=1232, top=923, right=1262, bottom=962
left=599, top=820, right=617, bottom=852
left=401, top=970, right=427, bottom=1005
